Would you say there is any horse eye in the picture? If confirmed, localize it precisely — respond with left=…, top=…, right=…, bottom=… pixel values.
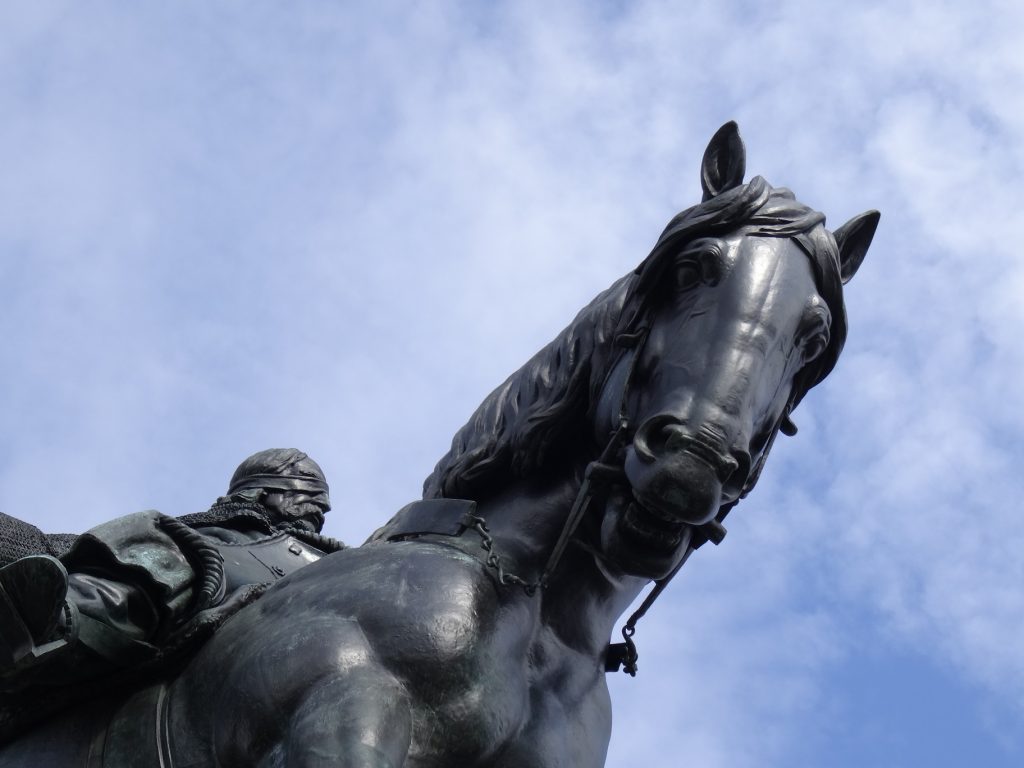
left=800, top=325, right=830, bottom=363
left=669, top=239, right=723, bottom=293
left=674, top=261, right=702, bottom=291
left=799, top=302, right=831, bottom=363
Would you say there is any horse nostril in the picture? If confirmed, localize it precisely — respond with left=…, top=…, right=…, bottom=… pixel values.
left=662, top=423, right=689, bottom=453
left=632, top=415, right=680, bottom=463
left=662, top=421, right=742, bottom=483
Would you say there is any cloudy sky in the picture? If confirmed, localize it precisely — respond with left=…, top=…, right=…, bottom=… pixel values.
left=2, top=2, right=1022, bottom=765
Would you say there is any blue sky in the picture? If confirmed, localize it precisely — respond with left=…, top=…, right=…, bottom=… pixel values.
left=2, top=2, right=1022, bottom=765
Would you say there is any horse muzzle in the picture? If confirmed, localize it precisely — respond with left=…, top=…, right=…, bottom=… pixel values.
left=623, top=416, right=744, bottom=526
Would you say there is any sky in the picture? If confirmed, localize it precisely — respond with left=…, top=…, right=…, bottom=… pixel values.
left=1, top=2, right=1022, bottom=765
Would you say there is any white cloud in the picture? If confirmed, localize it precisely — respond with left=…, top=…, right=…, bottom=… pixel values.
left=1, top=1, right=1023, bottom=765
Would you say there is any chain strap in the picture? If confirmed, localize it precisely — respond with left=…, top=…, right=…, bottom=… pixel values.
left=463, top=514, right=541, bottom=596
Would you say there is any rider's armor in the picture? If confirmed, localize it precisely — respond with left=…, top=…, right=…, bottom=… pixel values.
left=0, top=505, right=342, bottom=743
left=1, top=503, right=339, bottom=687
left=0, top=448, right=341, bottom=741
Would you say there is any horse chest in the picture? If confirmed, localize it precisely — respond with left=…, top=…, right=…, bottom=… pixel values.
left=404, top=670, right=610, bottom=768
left=485, top=678, right=613, bottom=768
left=457, top=632, right=612, bottom=768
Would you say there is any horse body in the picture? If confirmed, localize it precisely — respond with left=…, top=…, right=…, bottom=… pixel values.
left=0, top=123, right=878, bottom=767
left=163, top=471, right=640, bottom=767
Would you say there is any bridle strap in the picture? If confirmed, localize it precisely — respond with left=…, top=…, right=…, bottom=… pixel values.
left=538, top=330, right=648, bottom=589
left=606, top=499, right=736, bottom=676
left=606, top=544, right=694, bottom=676
left=538, top=421, right=630, bottom=588
left=738, top=398, right=794, bottom=499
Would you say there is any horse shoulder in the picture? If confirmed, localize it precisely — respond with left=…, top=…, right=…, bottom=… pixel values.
left=169, top=542, right=541, bottom=766
left=340, top=543, right=541, bottom=764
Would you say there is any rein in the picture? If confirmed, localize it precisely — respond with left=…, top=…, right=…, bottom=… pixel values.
left=604, top=391, right=794, bottom=675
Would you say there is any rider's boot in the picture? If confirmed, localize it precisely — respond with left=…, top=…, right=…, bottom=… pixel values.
left=0, top=555, right=160, bottom=693
left=0, top=555, right=75, bottom=685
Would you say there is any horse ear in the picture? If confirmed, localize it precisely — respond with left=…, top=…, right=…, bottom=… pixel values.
left=833, top=210, right=880, bottom=284
left=701, top=121, right=746, bottom=201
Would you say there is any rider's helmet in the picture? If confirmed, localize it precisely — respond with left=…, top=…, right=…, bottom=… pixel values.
left=227, top=449, right=331, bottom=532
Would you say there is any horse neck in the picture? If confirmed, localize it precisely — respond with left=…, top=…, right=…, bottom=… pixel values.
left=473, top=473, right=649, bottom=657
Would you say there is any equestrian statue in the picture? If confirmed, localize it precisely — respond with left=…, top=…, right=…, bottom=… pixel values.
left=0, top=122, right=879, bottom=767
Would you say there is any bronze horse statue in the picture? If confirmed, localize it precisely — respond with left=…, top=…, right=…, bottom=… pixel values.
left=0, top=123, right=878, bottom=767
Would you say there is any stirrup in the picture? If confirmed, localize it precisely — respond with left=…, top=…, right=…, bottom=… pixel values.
left=0, top=555, right=70, bottom=669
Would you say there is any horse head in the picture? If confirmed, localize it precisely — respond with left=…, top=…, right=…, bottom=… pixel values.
left=424, top=122, right=879, bottom=584
left=596, top=123, right=879, bottom=579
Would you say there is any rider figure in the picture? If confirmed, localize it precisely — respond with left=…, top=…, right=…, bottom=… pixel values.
left=0, top=448, right=341, bottom=695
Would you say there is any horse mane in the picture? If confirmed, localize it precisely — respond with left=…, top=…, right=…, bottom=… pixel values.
left=423, top=176, right=847, bottom=500
left=422, top=275, right=633, bottom=499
